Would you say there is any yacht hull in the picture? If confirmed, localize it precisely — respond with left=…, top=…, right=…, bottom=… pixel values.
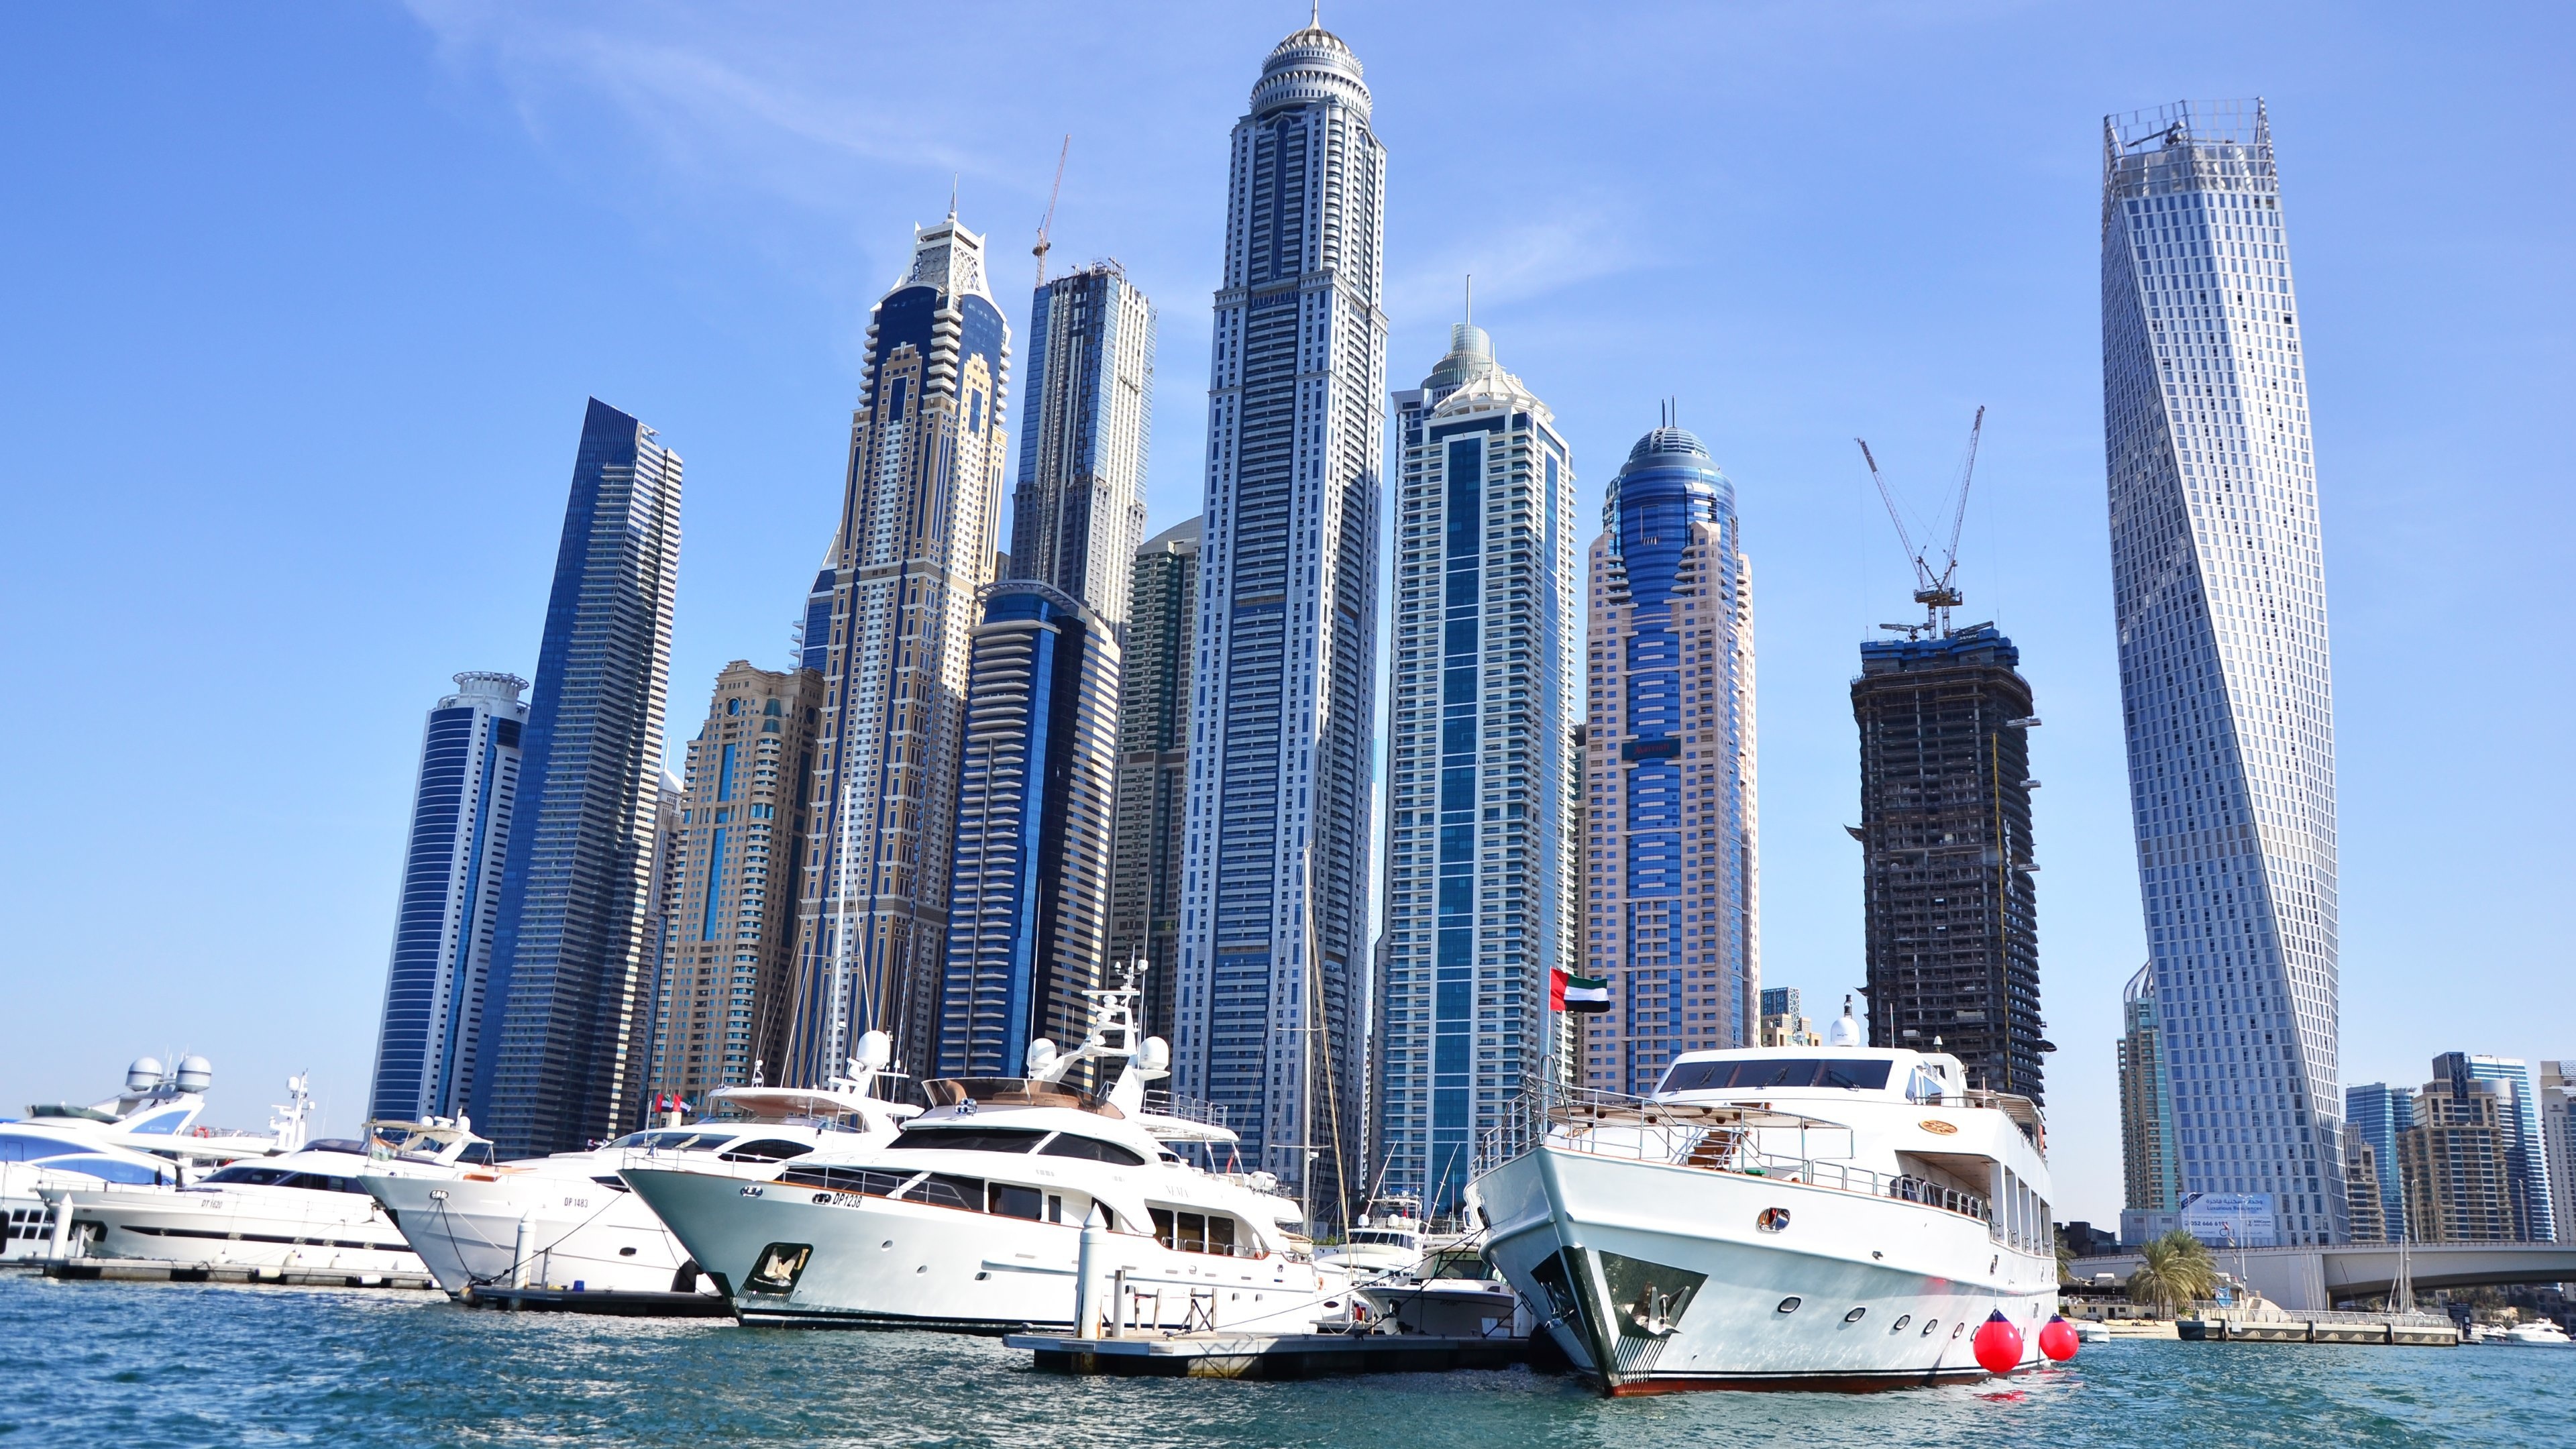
left=625, top=1167, right=1345, bottom=1334
left=53, top=1183, right=425, bottom=1276
left=365, top=1171, right=704, bottom=1297
left=1476, top=1145, right=2056, bottom=1393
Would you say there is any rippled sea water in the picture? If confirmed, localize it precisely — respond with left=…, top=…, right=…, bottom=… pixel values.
left=4, top=1274, right=2566, bottom=1447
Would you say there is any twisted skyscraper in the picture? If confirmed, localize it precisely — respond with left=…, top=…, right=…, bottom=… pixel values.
left=1173, top=18, right=1386, bottom=1212
left=2103, top=101, right=2343, bottom=1244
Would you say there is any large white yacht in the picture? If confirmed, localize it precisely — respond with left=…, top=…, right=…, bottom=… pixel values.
left=624, top=984, right=1350, bottom=1334
left=48, top=1119, right=491, bottom=1274
left=1474, top=1014, right=2059, bottom=1392
left=366, top=1044, right=915, bottom=1299
left=3, top=1058, right=303, bottom=1260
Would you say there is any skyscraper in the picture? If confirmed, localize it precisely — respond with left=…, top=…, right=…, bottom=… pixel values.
left=470, top=398, right=682, bottom=1157
left=643, top=663, right=821, bottom=1113
left=937, top=583, right=1122, bottom=1078
left=2340, top=1123, right=2387, bottom=1243
left=1172, top=17, right=1387, bottom=1211
left=2345, top=1081, right=2414, bottom=1242
left=2118, top=963, right=2180, bottom=1222
left=1578, top=422, right=1760, bottom=1095
left=2400, top=1075, right=2524, bottom=1243
left=786, top=214, right=1010, bottom=1086
left=2541, top=1062, right=2573, bottom=1247
left=1010, top=262, right=1155, bottom=627
left=1108, top=518, right=1201, bottom=1043
left=1851, top=623, right=2043, bottom=1097
left=368, top=672, right=527, bottom=1122
left=1371, top=323, right=1577, bottom=1214
left=2103, top=101, right=2343, bottom=1244
left=2430, top=1053, right=2555, bottom=1243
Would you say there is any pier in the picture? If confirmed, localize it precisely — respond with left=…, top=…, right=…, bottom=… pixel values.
left=462, top=1285, right=733, bottom=1317
left=2176, top=1310, right=2458, bottom=1346
left=1009, top=1328, right=1535, bottom=1380
left=32, top=1257, right=437, bottom=1291
left=2072, top=1242, right=2576, bottom=1312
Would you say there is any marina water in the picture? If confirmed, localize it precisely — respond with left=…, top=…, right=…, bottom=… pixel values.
left=5, top=1275, right=2563, bottom=1447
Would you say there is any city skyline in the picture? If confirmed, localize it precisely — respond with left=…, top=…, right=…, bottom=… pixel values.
left=10, top=8, right=2565, bottom=1217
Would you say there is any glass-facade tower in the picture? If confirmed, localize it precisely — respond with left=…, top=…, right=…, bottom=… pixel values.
left=2431, top=1053, right=2555, bottom=1242
left=470, top=398, right=682, bottom=1157
left=1108, top=518, right=1201, bottom=1044
left=1172, top=19, right=1387, bottom=1214
left=368, top=671, right=527, bottom=1122
left=1010, top=262, right=1154, bottom=628
left=1371, top=324, right=1577, bottom=1214
left=2103, top=101, right=2343, bottom=1244
left=1578, top=424, right=1760, bottom=1095
left=786, top=215, right=1010, bottom=1086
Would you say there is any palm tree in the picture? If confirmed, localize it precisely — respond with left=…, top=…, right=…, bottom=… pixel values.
left=2127, top=1230, right=2219, bottom=1314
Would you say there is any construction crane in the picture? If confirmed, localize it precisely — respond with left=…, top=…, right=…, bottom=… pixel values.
left=1856, top=405, right=1984, bottom=639
left=1032, top=135, right=1069, bottom=288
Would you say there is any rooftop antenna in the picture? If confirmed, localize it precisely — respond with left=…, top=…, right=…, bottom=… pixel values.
left=1462, top=274, right=1471, bottom=326
left=1856, top=404, right=1984, bottom=637
left=1032, top=135, right=1069, bottom=288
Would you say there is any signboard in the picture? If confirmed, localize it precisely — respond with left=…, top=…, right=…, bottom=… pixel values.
left=2177, top=1191, right=2277, bottom=1247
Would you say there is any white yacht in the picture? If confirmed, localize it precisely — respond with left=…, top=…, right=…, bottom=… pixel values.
left=623, top=983, right=1350, bottom=1334
left=365, top=1043, right=914, bottom=1299
left=2498, top=1319, right=2572, bottom=1347
left=3, top=1058, right=303, bottom=1260
left=48, top=1118, right=490, bottom=1274
left=1315, top=1196, right=1432, bottom=1280
left=1474, top=1016, right=2059, bottom=1392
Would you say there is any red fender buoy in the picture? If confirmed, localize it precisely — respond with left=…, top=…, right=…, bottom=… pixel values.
left=1972, top=1309, right=2024, bottom=1375
left=2038, top=1313, right=2079, bottom=1362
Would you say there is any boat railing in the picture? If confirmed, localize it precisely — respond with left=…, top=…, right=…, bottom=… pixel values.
left=1142, top=1091, right=1229, bottom=1129
left=1474, top=1085, right=1994, bottom=1227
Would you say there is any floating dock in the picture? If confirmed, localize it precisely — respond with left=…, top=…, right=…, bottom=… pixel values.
left=1010, top=1328, right=1533, bottom=1379
left=2178, top=1313, right=2457, bottom=1346
left=463, top=1285, right=733, bottom=1317
left=37, top=1257, right=436, bottom=1291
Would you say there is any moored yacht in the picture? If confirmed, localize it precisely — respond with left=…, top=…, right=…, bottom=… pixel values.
left=625, top=981, right=1350, bottom=1334
left=1473, top=1016, right=2060, bottom=1392
left=2498, top=1319, right=2572, bottom=1347
left=365, top=1042, right=914, bottom=1299
left=48, top=1118, right=491, bottom=1274
left=3, top=1059, right=305, bottom=1259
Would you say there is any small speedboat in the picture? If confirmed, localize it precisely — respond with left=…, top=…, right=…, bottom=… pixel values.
left=2498, top=1320, right=2572, bottom=1347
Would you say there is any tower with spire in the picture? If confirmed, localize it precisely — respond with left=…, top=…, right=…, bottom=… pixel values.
left=1371, top=308, right=1578, bottom=1215
left=1170, top=15, right=1387, bottom=1221
left=784, top=210, right=1012, bottom=1085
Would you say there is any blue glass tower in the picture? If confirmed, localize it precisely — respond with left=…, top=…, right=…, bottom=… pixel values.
left=1010, top=262, right=1154, bottom=627
left=368, top=672, right=527, bottom=1122
left=937, top=583, right=1121, bottom=1078
left=470, top=398, right=683, bottom=1157
left=1173, top=18, right=1387, bottom=1212
left=1578, top=423, right=1760, bottom=1095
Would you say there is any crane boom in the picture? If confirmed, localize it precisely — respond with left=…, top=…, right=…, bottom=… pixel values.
left=1937, top=405, right=1986, bottom=590
left=1032, top=135, right=1069, bottom=288
left=1855, top=437, right=1925, bottom=588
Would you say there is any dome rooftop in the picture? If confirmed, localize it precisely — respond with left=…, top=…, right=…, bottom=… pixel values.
left=1252, top=10, right=1368, bottom=114
left=1626, top=425, right=1711, bottom=466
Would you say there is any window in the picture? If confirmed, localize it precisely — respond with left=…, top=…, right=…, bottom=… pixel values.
left=202, top=1165, right=294, bottom=1186
left=886, top=1129, right=1046, bottom=1155
left=718, top=1139, right=814, bottom=1164
left=904, top=1173, right=985, bottom=1211
left=1149, top=1206, right=1242, bottom=1256
left=778, top=1164, right=913, bottom=1197
left=1036, top=1134, right=1147, bottom=1167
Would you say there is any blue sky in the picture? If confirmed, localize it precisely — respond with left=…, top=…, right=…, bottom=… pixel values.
left=1, top=1, right=2565, bottom=1221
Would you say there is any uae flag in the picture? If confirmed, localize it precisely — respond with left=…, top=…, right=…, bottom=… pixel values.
left=1552, top=968, right=1611, bottom=1013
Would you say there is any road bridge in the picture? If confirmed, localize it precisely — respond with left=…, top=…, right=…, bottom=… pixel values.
left=2071, top=1242, right=2576, bottom=1312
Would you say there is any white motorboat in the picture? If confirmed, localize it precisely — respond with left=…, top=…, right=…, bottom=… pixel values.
left=624, top=981, right=1352, bottom=1334
left=366, top=1044, right=915, bottom=1299
left=1354, top=1244, right=1528, bottom=1339
left=49, top=1118, right=490, bottom=1274
left=2498, top=1319, right=2572, bottom=1347
left=1315, top=1195, right=1433, bottom=1279
left=1473, top=1024, right=2061, bottom=1393
left=3, top=1058, right=304, bottom=1260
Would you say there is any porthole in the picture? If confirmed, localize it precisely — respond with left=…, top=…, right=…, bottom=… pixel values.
left=1843, top=1307, right=1867, bottom=1324
left=1891, top=1314, right=1912, bottom=1333
left=1756, top=1207, right=1790, bottom=1233
left=1775, top=1296, right=1802, bottom=1314
left=1951, top=1322, right=1965, bottom=1339
left=1921, top=1318, right=1939, bottom=1337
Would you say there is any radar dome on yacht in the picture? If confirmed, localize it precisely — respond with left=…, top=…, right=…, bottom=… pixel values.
left=858, top=1030, right=892, bottom=1069
left=1826, top=996, right=1864, bottom=1048
left=126, top=1057, right=166, bottom=1093
left=1138, top=1036, right=1171, bottom=1073
left=1026, top=1039, right=1058, bottom=1073
left=175, top=1056, right=213, bottom=1093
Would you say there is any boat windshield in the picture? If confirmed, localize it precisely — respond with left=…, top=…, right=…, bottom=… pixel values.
left=201, top=1165, right=294, bottom=1186
left=1346, top=1229, right=1416, bottom=1246
left=607, top=1130, right=738, bottom=1153
left=1658, top=1058, right=1892, bottom=1093
left=1424, top=1251, right=1495, bottom=1281
left=885, top=1129, right=1044, bottom=1154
